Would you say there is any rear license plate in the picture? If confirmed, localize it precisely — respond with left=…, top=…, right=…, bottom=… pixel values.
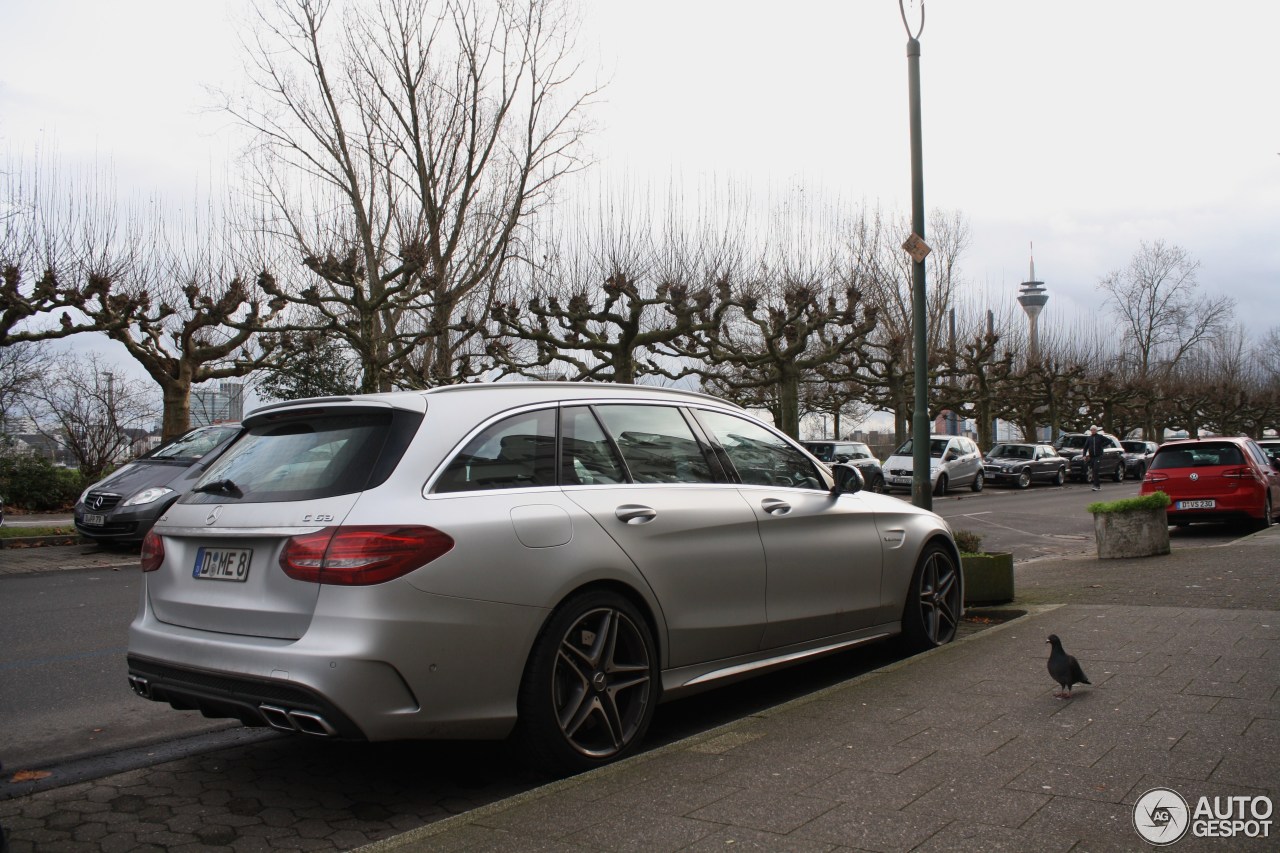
left=1177, top=499, right=1215, bottom=510
left=83, top=514, right=105, bottom=526
left=193, top=547, right=253, bottom=582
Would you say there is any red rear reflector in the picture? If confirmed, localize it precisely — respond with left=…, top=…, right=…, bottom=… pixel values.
left=279, top=525, right=454, bottom=585
left=141, top=531, right=165, bottom=572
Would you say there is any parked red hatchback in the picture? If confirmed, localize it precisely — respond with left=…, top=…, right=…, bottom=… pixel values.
left=1140, top=437, right=1280, bottom=529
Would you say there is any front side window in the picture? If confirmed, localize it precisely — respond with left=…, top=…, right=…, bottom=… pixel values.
left=435, top=409, right=557, bottom=493
left=696, top=410, right=824, bottom=490
left=593, top=405, right=713, bottom=484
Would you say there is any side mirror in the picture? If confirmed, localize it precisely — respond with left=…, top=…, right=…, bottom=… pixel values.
left=830, top=463, right=864, bottom=496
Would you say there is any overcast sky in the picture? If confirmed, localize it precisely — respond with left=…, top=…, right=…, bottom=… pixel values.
left=3, top=0, right=1278, bottom=381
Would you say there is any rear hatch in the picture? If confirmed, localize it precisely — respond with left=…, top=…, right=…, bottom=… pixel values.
left=144, top=404, right=423, bottom=639
left=1149, top=443, right=1250, bottom=507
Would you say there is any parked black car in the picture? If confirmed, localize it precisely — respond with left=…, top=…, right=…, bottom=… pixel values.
left=1120, top=440, right=1159, bottom=479
left=802, top=440, right=887, bottom=492
left=74, top=423, right=242, bottom=546
left=983, top=442, right=1067, bottom=488
left=1054, top=431, right=1126, bottom=483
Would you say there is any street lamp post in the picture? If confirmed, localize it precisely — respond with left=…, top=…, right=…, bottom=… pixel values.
left=900, top=0, right=931, bottom=510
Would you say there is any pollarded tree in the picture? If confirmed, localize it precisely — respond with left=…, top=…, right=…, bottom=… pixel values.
left=230, top=0, right=598, bottom=392
left=653, top=271, right=878, bottom=440
left=1, top=161, right=145, bottom=345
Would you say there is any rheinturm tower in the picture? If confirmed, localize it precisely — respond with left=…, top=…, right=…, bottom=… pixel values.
left=1017, top=245, right=1049, bottom=362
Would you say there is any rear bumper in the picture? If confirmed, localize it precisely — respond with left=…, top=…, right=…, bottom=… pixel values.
left=127, top=584, right=549, bottom=741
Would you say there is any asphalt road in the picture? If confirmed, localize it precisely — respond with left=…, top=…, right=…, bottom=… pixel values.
left=0, top=569, right=238, bottom=772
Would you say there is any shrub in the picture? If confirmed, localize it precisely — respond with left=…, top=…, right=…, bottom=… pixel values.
left=1087, top=492, right=1172, bottom=515
left=0, top=450, right=87, bottom=511
left=952, top=529, right=985, bottom=554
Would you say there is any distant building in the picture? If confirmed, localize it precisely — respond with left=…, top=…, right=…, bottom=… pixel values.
left=191, top=380, right=245, bottom=427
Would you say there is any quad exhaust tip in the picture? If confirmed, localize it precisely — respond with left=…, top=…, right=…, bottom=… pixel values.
left=259, top=704, right=337, bottom=737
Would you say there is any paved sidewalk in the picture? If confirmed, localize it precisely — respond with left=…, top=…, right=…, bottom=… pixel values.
left=359, top=530, right=1280, bottom=852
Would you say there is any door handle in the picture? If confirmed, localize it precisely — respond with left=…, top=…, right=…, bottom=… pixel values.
left=761, top=498, right=791, bottom=516
left=615, top=504, right=657, bottom=525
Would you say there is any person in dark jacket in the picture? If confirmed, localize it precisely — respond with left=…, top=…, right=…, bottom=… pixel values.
left=1082, top=425, right=1107, bottom=491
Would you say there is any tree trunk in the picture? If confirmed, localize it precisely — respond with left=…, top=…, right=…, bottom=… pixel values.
left=160, top=382, right=192, bottom=442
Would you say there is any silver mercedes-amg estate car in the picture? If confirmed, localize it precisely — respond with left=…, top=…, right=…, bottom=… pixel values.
left=128, top=383, right=962, bottom=773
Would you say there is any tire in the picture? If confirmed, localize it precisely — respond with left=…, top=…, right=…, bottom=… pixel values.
left=516, top=591, right=658, bottom=775
left=970, top=470, right=984, bottom=492
left=869, top=473, right=887, bottom=494
left=1113, top=462, right=1125, bottom=482
left=933, top=474, right=948, bottom=496
left=1259, top=494, right=1274, bottom=531
left=1134, top=463, right=1146, bottom=480
left=900, top=542, right=962, bottom=652
left=1053, top=467, right=1066, bottom=486
left=1017, top=470, right=1032, bottom=489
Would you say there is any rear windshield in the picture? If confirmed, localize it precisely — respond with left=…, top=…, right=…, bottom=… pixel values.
left=1121, top=441, right=1149, bottom=453
left=1150, top=442, right=1245, bottom=470
left=183, top=409, right=420, bottom=503
left=148, top=425, right=240, bottom=462
left=989, top=444, right=1033, bottom=459
left=1056, top=435, right=1087, bottom=450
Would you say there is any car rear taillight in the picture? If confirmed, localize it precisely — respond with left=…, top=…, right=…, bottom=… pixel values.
left=1145, top=472, right=1167, bottom=483
left=1221, top=467, right=1258, bottom=481
left=279, top=526, right=454, bottom=585
left=140, top=531, right=165, bottom=572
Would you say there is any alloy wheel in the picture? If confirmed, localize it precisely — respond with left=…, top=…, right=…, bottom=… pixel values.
left=550, top=605, right=653, bottom=760
left=915, top=549, right=960, bottom=646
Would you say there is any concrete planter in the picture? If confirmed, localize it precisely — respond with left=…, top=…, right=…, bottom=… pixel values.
left=962, top=552, right=1014, bottom=605
left=1092, top=506, right=1170, bottom=558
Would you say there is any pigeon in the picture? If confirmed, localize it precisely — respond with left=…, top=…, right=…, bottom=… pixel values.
left=1046, top=634, right=1091, bottom=699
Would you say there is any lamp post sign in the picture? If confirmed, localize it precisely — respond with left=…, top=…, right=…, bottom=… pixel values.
left=902, top=233, right=931, bottom=264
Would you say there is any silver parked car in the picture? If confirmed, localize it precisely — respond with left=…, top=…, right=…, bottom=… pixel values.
left=127, top=384, right=962, bottom=774
left=883, top=434, right=985, bottom=495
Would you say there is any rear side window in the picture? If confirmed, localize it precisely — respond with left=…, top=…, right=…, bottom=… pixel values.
left=560, top=407, right=627, bottom=485
left=435, top=409, right=557, bottom=493
left=593, top=405, right=714, bottom=484
left=188, top=410, right=418, bottom=503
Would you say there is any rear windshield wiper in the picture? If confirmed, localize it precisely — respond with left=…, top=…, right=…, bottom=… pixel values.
left=193, top=479, right=243, bottom=498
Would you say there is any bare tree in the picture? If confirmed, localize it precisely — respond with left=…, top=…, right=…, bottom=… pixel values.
left=229, top=0, right=598, bottom=392
left=852, top=208, right=970, bottom=441
left=24, top=353, right=157, bottom=482
left=0, top=340, right=50, bottom=428
left=1099, top=240, right=1234, bottom=436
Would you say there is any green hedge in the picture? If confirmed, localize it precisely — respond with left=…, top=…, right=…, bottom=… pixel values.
left=1087, top=492, right=1171, bottom=515
left=0, top=450, right=87, bottom=511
